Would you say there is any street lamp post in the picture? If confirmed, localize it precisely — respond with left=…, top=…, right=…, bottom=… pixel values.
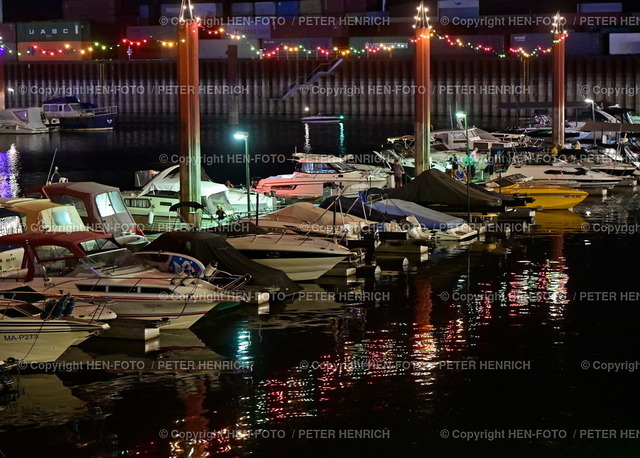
left=585, top=98, right=596, bottom=147
left=456, top=111, right=471, bottom=223
left=234, top=131, right=251, bottom=217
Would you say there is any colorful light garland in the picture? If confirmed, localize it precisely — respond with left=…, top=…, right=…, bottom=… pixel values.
left=7, top=12, right=570, bottom=60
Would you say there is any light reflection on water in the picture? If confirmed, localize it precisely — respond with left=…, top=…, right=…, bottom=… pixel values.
left=1, top=120, right=640, bottom=456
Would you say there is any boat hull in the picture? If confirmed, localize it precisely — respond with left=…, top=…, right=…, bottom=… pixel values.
left=243, top=256, right=347, bottom=281
left=58, top=113, right=116, bottom=131
left=0, top=319, right=106, bottom=363
left=499, top=187, right=588, bottom=210
left=254, top=176, right=388, bottom=198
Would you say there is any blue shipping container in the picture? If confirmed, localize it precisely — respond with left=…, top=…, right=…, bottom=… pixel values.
left=277, top=1, right=300, bottom=17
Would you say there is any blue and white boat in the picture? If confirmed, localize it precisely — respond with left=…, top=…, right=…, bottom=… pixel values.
left=42, top=96, right=117, bottom=131
left=366, top=199, right=478, bottom=241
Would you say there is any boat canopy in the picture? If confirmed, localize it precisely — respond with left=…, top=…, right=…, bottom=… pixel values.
left=388, top=169, right=503, bottom=211
left=139, top=165, right=228, bottom=198
left=7, top=199, right=86, bottom=233
left=144, top=231, right=302, bottom=296
left=264, top=202, right=368, bottom=225
left=367, top=199, right=465, bottom=229
left=319, top=196, right=466, bottom=229
left=40, top=182, right=139, bottom=236
left=0, top=231, right=113, bottom=251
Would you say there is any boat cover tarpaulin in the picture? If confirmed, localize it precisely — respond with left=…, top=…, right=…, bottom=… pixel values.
left=367, top=199, right=465, bottom=229
left=145, top=232, right=302, bottom=296
left=387, top=169, right=503, bottom=211
left=318, top=197, right=392, bottom=222
left=264, top=202, right=368, bottom=225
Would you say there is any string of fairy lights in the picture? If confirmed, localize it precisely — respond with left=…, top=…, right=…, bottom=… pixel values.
left=0, top=10, right=569, bottom=59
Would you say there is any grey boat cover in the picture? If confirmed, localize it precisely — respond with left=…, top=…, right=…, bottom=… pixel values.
left=145, top=231, right=302, bottom=296
left=367, top=199, right=465, bottom=229
left=387, top=169, right=503, bottom=211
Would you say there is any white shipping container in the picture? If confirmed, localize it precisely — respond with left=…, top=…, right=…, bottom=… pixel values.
left=609, top=33, right=640, bottom=55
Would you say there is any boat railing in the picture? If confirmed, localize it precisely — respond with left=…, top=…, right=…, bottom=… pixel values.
left=81, top=106, right=118, bottom=116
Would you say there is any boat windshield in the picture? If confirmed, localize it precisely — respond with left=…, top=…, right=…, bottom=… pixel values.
left=296, top=161, right=356, bottom=174
left=76, top=248, right=149, bottom=275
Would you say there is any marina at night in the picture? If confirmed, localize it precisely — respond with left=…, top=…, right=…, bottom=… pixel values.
left=1, top=1, right=640, bottom=457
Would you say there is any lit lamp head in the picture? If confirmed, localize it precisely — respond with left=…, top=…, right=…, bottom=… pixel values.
left=585, top=98, right=594, bottom=105
left=455, top=111, right=467, bottom=119
left=233, top=131, right=248, bottom=141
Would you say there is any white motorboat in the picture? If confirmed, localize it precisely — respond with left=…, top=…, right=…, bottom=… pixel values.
left=226, top=233, right=352, bottom=281
left=432, top=126, right=514, bottom=151
left=505, top=162, right=623, bottom=190
left=0, top=231, right=246, bottom=330
left=122, top=165, right=276, bottom=232
left=253, top=153, right=389, bottom=198
left=0, top=298, right=109, bottom=363
left=0, top=108, right=49, bottom=134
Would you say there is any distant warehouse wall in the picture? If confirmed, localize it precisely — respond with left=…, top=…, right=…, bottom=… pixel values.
left=4, top=56, right=640, bottom=117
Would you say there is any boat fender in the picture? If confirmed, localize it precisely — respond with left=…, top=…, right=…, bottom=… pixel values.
left=203, top=264, right=216, bottom=277
left=148, top=210, right=154, bottom=226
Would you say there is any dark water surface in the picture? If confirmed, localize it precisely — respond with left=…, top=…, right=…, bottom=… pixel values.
left=1, top=117, right=640, bottom=457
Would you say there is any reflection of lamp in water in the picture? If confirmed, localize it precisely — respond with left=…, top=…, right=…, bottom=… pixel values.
left=338, top=121, right=346, bottom=155
left=0, top=144, right=20, bottom=198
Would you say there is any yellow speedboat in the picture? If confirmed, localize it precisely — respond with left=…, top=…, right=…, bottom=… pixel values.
left=495, top=183, right=588, bottom=210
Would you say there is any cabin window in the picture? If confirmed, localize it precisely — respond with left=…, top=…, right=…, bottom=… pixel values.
left=107, top=285, right=137, bottom=293
left=35, top=245, right=73, bottom=260
left=64, top=105, right=72, bottom=112
left=76, top=284, right=107, bottom=292
left=50, top=195, right=88, bottom=217
left=80, top=239, right=119, bottom=253
left=52, top=209, right=74, bottom=226
left=124, top=198, right=151, bottom=208
left=140, top=287, right=173, bottom=294
left=0, top=308, right=28, bottom=318
left=95, top=192, right=127, bottom=217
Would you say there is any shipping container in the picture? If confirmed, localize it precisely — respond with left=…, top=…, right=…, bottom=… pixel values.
left=299, top=0, right=322, bottom=15
left=566, top=33, right=602, bottom=55
left=199, top=39, right=261, bottom=59
left=17, top=21, right=90, bottom=43
left=609, top=33, right=640, bottom=54
left=349, top=36, right=412, bottom=56
left=0, top=23, right=17, bottom=43
left=432, top=34, right=504, bottom=56
left=510, top=33, right=552, bottom=52
left=160, top=3, right=221, bottom=19
left=578, top=2, right=622, bottom=13
left=127, top=25, right=177, bottom=41
left=220, top=20, right=271, bottom=39
left=255, top=2, right=277, bottom=16
left=277, top=1, right=300, bottom=17
left=231, top=3, right=255, bottom=16
left=323, top=0, right=345, bottom=14
left=509, top=32, right=601, bottom=56
left=18, top=41, right=90, bottom=61
left=344, top=0, right=367, bottom=13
